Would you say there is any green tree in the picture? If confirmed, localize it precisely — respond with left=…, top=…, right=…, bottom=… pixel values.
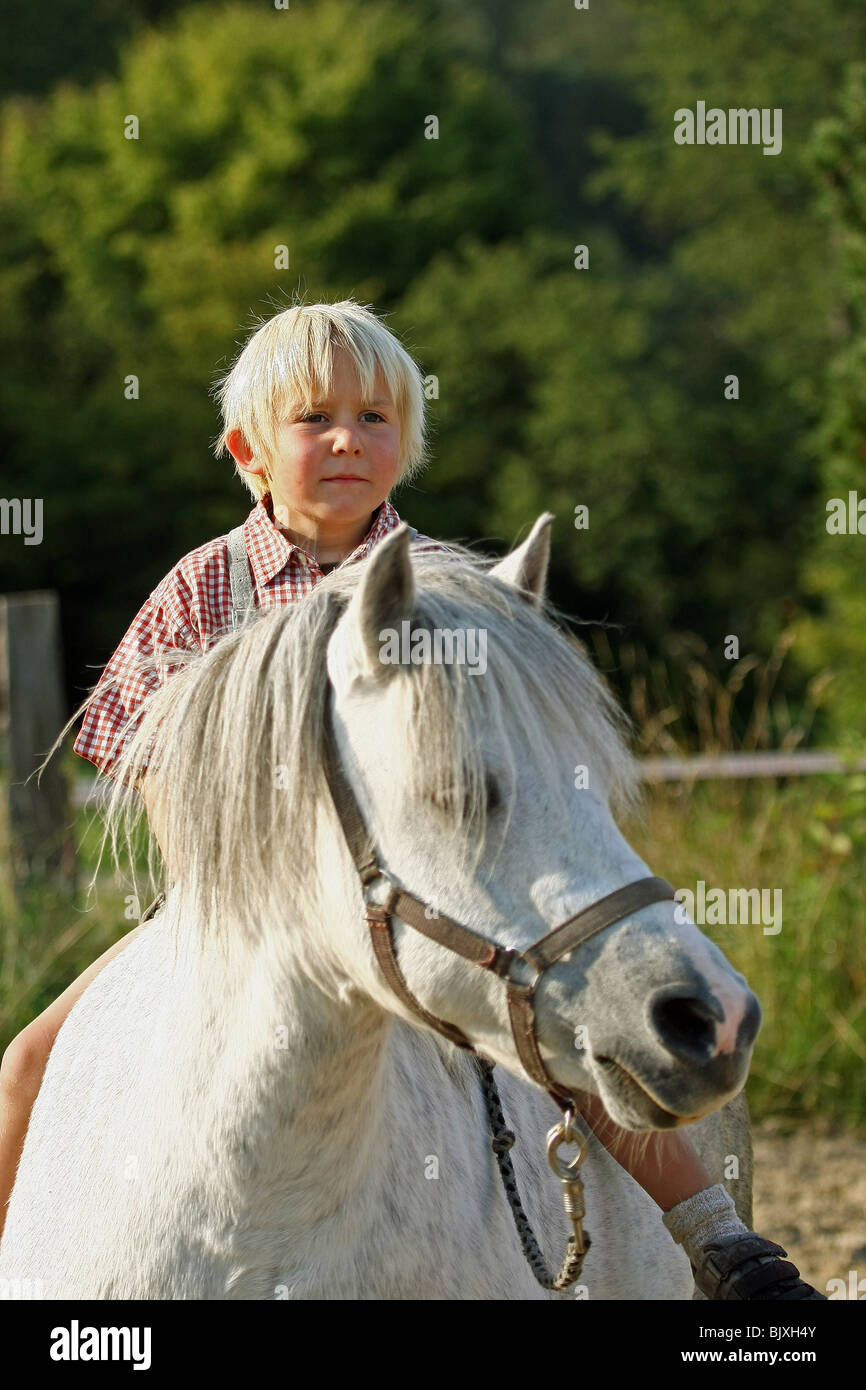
left=574, top=0, right=866, bottom=726
left=795, top=63, right=866, bottom=743
left=0, top=0, right=543, bottom=687
left=1, top=0, right=861, bottom=754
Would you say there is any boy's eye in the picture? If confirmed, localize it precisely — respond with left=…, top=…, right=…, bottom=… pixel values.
left=297, top=411, right=385, bottom=423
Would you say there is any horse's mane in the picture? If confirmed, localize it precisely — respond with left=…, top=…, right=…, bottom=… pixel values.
left=89, top=539, right=640, bottom=941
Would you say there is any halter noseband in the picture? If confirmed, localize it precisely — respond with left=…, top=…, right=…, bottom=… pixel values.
left=322, top=696, right=676, bottom=1114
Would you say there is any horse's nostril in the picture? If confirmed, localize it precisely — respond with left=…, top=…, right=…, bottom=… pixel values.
left=650, top=991, right=720, bottom=1060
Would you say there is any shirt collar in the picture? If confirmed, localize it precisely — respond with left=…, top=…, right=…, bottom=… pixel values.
left=243, top=493, right=404, bottom=589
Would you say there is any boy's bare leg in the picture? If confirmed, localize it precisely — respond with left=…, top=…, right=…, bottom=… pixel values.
left=0, top=921, right=145, bottom=1245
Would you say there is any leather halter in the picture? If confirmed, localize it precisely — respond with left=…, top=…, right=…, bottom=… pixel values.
left=321, top=695, right=677, bottom=1112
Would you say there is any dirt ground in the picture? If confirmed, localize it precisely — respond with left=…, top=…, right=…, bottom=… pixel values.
left=751, top=1117, right=866, bottom=1298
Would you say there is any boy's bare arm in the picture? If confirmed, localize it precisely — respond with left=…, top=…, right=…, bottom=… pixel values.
left=577, top=1089, right=712, bottom=1211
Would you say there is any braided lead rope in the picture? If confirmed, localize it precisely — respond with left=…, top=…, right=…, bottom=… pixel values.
left=474, top=1056, right=590, bottom=1291
left=139, top=889, right=167, bottom=923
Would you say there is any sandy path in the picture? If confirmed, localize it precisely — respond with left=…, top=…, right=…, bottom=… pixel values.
left=752, top=1118, right=866, bottom=1299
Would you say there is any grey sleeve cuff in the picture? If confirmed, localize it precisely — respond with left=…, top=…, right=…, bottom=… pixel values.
left=662, top=1181, right=749, bottom=1265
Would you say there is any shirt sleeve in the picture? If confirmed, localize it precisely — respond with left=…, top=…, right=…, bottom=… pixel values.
left=73, top=567, right=201, bottom=782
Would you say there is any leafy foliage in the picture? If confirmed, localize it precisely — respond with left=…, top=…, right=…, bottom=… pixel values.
left=0, top=0, right=863, bottom=745
left=794, top=63, right=866, bottom=738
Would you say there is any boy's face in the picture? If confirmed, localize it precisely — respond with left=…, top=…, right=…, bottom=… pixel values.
left=263, top=348, right=402, bottom=532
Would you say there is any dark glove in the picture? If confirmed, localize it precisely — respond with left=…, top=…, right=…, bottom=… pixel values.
left=693, top=1232, right=827, bottom=1300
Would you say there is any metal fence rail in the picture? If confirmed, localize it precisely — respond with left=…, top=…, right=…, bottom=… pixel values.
left=639, top=751, right=866, bottom=782
left=69, top=750, right=866, bottom=806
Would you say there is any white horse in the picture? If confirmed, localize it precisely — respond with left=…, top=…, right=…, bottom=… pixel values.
left=0, top=514, right=758, bottom=1300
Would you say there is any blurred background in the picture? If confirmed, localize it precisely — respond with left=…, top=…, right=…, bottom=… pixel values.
left=0, top=0, right=863, bottom=1288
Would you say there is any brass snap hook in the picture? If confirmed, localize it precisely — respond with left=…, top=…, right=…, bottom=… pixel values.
left=546, top=1112, right=590, bottom=1262
left=546, top=1111, right=588, bottom=1180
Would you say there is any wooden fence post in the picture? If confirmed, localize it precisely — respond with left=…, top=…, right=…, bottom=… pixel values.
left=0, top=591, right=77, bottom=896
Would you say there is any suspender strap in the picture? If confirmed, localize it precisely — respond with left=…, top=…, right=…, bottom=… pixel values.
left=227, top=521, right=419, bottom=632
left=227, top=525, right=255, bottom=630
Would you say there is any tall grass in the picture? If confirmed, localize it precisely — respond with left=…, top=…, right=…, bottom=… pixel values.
left=629, top=775, right=866, bottom=1130
left=601, top=625, right=866, bottom=1131
left=0, top=748, right=151, bottom=1046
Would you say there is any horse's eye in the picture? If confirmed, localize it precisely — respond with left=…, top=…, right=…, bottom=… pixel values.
left=429, top=771, right=500, bottom=817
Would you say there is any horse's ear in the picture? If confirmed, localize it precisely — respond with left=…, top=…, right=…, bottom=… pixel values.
left=339, top=522, right=416, bottom=680
left=489, top=513, right=554, bottom=608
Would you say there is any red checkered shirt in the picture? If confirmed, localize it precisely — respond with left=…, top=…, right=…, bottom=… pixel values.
left=74, top=496, right=453, bottom=779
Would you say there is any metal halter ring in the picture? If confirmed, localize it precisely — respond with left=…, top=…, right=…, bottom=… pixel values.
left=546, top=1114, right=588, bottom=1180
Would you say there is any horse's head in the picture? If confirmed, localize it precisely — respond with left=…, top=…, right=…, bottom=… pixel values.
left=323, top=515, right=760, bottom=1130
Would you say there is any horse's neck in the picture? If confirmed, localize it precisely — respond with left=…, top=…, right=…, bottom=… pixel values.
left=183, top=909, right=395, bottom=1215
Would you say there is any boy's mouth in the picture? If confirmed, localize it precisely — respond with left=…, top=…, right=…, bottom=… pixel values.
left=324, top=474, right=367, bottom=482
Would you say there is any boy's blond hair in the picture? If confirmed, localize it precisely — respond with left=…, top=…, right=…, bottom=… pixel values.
left=210, top=298, right=431, bottom=502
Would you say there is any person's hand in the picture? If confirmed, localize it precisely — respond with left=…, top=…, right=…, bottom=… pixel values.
left=692, top=1232, right=827, bottom=1300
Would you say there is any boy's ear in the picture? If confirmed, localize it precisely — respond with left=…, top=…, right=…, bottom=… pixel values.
left=329, top=524, right=416, bottom=687
left=226, top=429, right=266, bottom=476
left=489, top=512, right=554, bottom=608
